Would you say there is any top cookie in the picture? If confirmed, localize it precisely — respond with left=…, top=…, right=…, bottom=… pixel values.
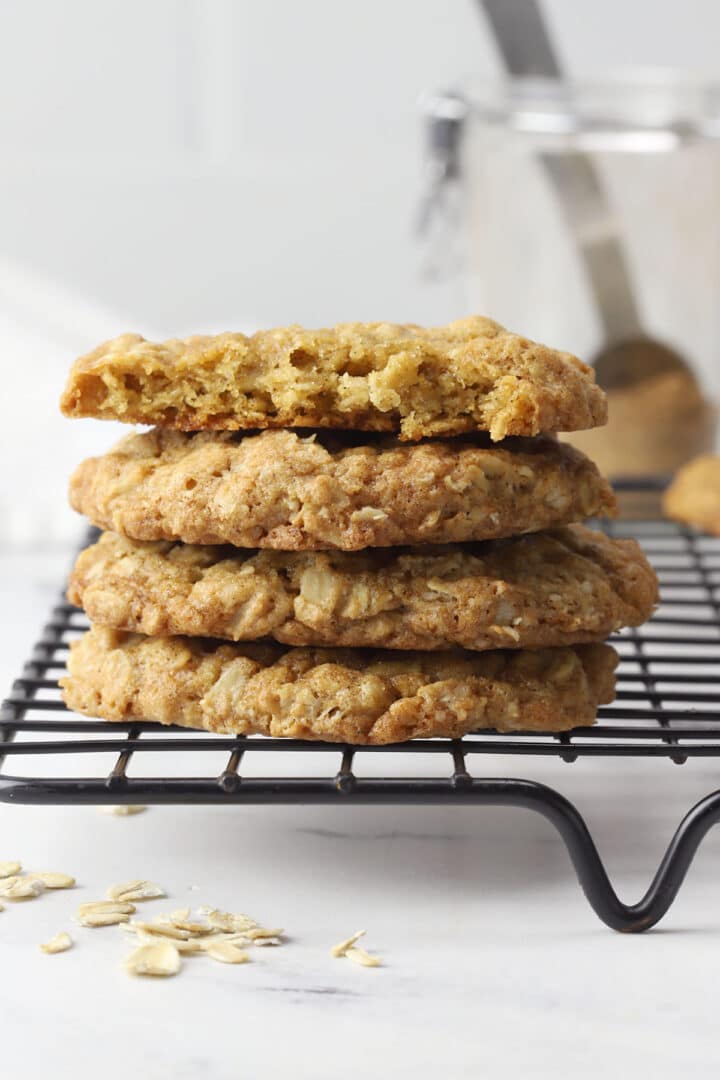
left=60, top=316, right=607, bottom=441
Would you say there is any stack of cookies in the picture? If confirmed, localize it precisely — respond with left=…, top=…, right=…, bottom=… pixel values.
left=59, top=316, right=657, bottom=744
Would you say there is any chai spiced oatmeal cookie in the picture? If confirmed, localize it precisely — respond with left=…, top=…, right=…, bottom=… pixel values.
left=663, top=454, right=720, bottom=535
left=60, top=316, right=607, bottom=441
left=60, top=628, right=617, bottom=743
left=68, top=526, right=656, bottom=651
left=68, top=428, right=616, bottom=551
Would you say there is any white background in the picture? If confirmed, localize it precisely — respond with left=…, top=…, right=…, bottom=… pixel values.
left=3, top=0, right=720, bottom=330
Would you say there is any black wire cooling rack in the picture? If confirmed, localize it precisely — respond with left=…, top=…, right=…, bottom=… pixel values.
left=4, top=495, right=720, bottom=932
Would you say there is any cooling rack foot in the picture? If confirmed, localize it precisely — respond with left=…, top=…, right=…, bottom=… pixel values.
left=496, top=780, right=720, bottom=931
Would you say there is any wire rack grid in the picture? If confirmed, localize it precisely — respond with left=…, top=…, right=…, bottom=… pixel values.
left=3, top=503, right=720, bottom=931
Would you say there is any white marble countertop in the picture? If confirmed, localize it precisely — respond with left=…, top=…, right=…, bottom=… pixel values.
left=2, top=549, right=720, bottom=1079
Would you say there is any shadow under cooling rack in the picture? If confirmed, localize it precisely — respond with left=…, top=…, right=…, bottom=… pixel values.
left=4, top=506, right=720, bottom=931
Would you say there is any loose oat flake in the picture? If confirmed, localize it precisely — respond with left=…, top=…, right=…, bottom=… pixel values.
left=40, top=932, right=73, bottom=955
left=106, top=880, right=166, bottom=903
left=246, top=926, right=284, bottom=941
left=118, top=905, right=288, bottom=970
left=76, top=901, right=136, bottom=927
left=128, top=920, right=191, bottom=941
left=0, top=861, right=21, bottom=878
left=0, top=876, right=45, bottom=900
left=199, top=908, right=241, bottom=933
left=122, top=924, right=204, bottom=954
left=205, top=940, right=250, bottom=965
left=346, top=946, right=382, bottom=968
left=124, top=942, right=181, bottom=977
left=230, top=914, right=260, bottom=933
left=81, top=912, right=132, bottom=928
left=199, top=932, right=251, bottom=951
left=331, top=929, right=366, bottom=958
left=78, top=900, right=136, bottom=916
left=168, top=918, right=214, bottom=936
left=101, top=805, right=147, bottom=816
left=27, top=872, right=76, bottom=889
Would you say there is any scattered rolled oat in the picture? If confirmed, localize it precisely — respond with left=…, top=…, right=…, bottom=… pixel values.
left=231, top=914, right=260, bottom=933
left=101, top=805, right=147, bottom=816
left=76, top=901, right=136, bottom=927
left=167, top=917, right=214, bottom=935
left=0, top=857, right=300, bottom=974
left=122, top=925, right=205, bottom=954
left=106, top=880, right=165, bottom=903
left=165, top=937, right=205, bottom=955
left=200, top=932, right=251, bottom=950
left=124, top=942, right=181, bottom=977
left=198, top=908, right=235, bottom=932
left=0, top=876, right=45, bottom=900
left=119, top=905, right=286, bottom=970
left=162, top=936, right=205, bottom=955
left=81, top=912, right=132, bottom=928
left=200, top=908, right=258, bottom=934
left=27, top=872, right=76, bottom=889
left=246, top=926, right=284, bottom=941
left=205, top=940, right=250, bottom=965
left=346, top=946, right=382, bottom=968
left=331, top=929, right=366, bottom=958
left=127, top=920, right=191, bottom=941
left=78, top=900, right=136, bottom=916
left=40, top=932, right=73, bottom=955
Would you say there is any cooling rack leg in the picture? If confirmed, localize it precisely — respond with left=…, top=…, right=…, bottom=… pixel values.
left=502, top=780, right=720, bottom=931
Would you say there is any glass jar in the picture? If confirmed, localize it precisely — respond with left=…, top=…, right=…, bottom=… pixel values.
left=420, top=74, right=720, bottom=480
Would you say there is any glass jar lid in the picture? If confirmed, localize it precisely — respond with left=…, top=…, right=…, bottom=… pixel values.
left=423, top=72, right=720, bottom=151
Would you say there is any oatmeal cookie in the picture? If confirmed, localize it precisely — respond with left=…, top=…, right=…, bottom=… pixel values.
left=663, top=454, right=720, bottom=535
left=68, top=428, right=616, bottom=551
left=60, top=627, right=617, bottom=743
left=60, top=316, right=607, bottom=441
left=68, top=526, right=656, bottom=651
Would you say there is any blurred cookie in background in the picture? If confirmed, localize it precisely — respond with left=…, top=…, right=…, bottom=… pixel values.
left=566, top=366, right=716, bottom=519
left=664, top=453, right=720, bottom=535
